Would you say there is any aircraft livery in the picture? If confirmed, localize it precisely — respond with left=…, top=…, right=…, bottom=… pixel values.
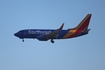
left=14, top=14, right=92, bottom=43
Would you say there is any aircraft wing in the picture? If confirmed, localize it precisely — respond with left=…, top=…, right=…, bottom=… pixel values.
left=45, top=23, right=64, bottom=39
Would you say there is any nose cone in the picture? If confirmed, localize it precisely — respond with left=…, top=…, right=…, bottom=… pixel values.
left=14, top=33, right=18, bottom=37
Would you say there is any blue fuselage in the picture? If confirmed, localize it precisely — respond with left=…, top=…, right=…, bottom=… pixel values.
left=14, top=29, right=89, bottom=39
left=15, top=29, right=68, bottom=39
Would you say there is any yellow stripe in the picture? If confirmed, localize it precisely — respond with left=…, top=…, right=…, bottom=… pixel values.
left=63, top=30, right=77, bottom=38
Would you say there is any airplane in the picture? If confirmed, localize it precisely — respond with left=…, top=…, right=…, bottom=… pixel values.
left=14, top=14, right=92, bottom=43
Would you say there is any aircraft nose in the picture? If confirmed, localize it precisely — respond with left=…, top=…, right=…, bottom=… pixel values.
left=14, top=33, right=18, bottom=37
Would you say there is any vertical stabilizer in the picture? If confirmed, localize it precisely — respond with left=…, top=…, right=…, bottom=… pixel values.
left=73, top=14, right=92, bottom=30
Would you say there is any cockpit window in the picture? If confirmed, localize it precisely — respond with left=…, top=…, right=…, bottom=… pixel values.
left=18, top=30, right=24, bottom=34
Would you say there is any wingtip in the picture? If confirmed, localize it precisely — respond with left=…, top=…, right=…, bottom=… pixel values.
left=62, top=23, right=64, bottom=26
left=59, top=23, right=64, bottom=30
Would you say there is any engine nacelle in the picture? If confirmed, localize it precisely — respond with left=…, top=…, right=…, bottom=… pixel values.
left=37, top=35, right=48, bottom=41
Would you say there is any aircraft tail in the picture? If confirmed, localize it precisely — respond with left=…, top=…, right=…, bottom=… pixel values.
left=63, top=14, right=92, bottom=38
left=73, top=14, right=92, bottom=30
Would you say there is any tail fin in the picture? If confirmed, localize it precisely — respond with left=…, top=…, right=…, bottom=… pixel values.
left=73, top=14, right=92, bottom=30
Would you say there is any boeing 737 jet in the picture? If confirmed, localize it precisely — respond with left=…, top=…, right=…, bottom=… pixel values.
left=14, top=14, right=92, bottom=43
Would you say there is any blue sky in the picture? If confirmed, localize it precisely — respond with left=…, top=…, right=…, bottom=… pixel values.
left=0, top=0, right=105, bottom=70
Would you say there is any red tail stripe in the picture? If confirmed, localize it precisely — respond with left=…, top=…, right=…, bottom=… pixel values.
left=78, top=15, right=91, bottom=30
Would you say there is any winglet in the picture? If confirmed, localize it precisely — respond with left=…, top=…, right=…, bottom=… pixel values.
left=59, top=23, right=64, bottom=30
